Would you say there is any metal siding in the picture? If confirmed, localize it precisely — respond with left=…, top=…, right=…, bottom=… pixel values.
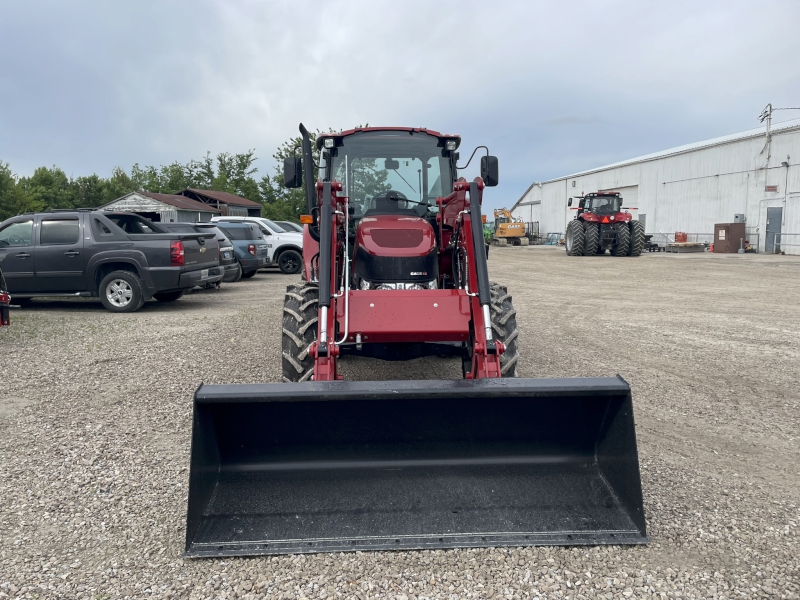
left=515, top=127, right=800, bottom=254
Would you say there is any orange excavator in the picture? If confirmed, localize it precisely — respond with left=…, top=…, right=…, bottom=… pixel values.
left=492, top=208, right=528, bottom=246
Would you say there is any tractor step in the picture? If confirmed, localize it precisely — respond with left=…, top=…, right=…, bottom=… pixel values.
left=185, top=377, right=648, bottom=557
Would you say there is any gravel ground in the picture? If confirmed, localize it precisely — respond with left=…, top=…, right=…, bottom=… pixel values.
left=1, top=248, right=798, bottom=600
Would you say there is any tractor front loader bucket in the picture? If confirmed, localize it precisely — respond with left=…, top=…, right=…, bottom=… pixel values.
left=184, top=377, right=648, bottom=558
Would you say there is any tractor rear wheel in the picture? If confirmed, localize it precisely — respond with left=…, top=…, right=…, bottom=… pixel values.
left=584, top=222, right=600, bottom=255
left=490, top=282, right=519, bottom=377
left=282, top=281, right=319, bottom=382
left=613, top=222, right=630, bottom=256
left=629, top=220, right=645, bottom=256
left=565, top=220, right=585, bottom=256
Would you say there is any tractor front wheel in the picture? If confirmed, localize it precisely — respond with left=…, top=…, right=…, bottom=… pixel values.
left=584, top=222, right=600, bottom=255
left=565, top=220, right=585, bottom=256
left=490, top=282, right=519, bottom=377
left=629, top=220, right=645, bottom=256
left=282, top=281, right=319, bottom=382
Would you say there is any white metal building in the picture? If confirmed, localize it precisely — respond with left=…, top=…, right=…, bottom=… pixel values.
left=511, top=118, right=800, bottom=254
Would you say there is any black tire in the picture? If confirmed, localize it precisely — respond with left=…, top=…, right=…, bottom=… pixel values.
left=278, top=249, right=303, bottom=275
left=490, top=282, right=519, bottom=377
left=98, top=270, right=144, bottom=313
left=282, top=282, right=319, bottom=382
left=152, top=290, right=184, bottom=302
left=629, top=220, right=645, bottom=256
left=565, top=220, right=585, bottom=256
left=223, top=261, right=242, bottom=283
left=583, top=222, right=600, bottom=256
left=613, top=222, right=630, bottom=256
left=241, top=269, right=257, bottom=279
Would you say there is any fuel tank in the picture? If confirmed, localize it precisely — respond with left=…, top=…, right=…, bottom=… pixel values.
left=354, top=215, right=438, bottom=286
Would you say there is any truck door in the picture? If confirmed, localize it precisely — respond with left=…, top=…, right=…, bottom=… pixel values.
left=34, top=215, right=86, bottom=292
left=0, top=218, right=36, bottom=293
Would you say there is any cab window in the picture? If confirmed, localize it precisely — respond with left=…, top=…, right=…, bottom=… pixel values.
left=0, top=220, right=34, bottom=247
left=40, top=219, right=80, bottom=245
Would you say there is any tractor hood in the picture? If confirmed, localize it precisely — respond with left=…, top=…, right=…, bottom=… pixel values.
left=356, top=215, right=436, bottom=258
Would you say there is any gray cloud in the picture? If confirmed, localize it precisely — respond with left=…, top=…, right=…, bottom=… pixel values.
left=1, top=0, right=799, bottom=209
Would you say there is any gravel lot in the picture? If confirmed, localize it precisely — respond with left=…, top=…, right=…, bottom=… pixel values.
left=1, top=248, right=798, bottom=600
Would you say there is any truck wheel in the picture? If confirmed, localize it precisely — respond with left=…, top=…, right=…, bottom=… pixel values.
left=282, top=282, right=319, bottom=382
left=629, top=220, right=645, bottom=256
left=153, top=291, right=184, bottom=302
left=241, top=270, right=257, bottom=279
left=490, top=282, right=519, bottom=377
left=565, top=220, right=585, bottom=256
left=613, top=222, right=631, bottom=256
left=583, top=222, right=600, bottom=255
left=278, top=249, right=303, bottom=275
left=99, top=270, right=143, bottom=313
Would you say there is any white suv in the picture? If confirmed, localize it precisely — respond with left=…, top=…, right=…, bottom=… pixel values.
left=211, top=216, right=303, bottom=275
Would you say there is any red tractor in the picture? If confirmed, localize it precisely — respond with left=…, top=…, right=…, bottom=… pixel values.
left=565, top=192, right=645, bottom=256
left=183, top=125, right=647, bottom=558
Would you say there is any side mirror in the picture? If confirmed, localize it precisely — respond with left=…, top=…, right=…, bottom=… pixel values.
left=481, top=156, right=499, bottom=187
left=283, top=157, right=303, bottom=188
left=567, top=198, right=573, bottom=207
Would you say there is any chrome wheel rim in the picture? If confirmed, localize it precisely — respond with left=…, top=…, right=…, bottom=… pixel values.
left=106, top=279, right=133, bottom=307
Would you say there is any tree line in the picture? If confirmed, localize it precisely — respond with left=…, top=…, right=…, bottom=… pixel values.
left=0, top=130, right=323, bottom=222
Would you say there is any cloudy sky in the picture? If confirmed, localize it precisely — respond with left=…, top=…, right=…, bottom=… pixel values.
left=1, top=0, right=799, bottom=209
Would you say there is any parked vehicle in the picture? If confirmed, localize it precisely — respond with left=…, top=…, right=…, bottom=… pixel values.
left=274, top=220, right=303, bottom=233
left=0, top=210, right=222, bottom=312
left=213, top=222, right=269, bottom=278
left=0, top=267, right=9, bottom=327
left=211, top=216, right=303, bottom=275
left=160, top=223, right=236, bottom=284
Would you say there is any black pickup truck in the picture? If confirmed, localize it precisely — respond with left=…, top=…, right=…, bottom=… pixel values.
left=0, top=210, right=222, bottom=312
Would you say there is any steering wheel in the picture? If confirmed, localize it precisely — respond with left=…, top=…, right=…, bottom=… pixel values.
left=8, top=234, right=24, bottom=245
left=378, top=190, right=408, bottom=206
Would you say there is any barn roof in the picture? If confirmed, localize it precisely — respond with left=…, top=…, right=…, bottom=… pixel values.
left=179, top=188, right=262, bottom=207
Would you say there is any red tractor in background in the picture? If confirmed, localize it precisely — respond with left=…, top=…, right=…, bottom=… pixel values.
left=565, top=192, right=645, bottom=256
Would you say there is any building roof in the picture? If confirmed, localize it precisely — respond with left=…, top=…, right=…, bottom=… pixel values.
left=180, top=188, right=262, bottom=207
left=102, top=191, right=221, bottom=213
left=137, top=191, right=221, bottom=212
left=513, top=117, right=800, bottom=209
left=558, top=118, right=800, bottom=182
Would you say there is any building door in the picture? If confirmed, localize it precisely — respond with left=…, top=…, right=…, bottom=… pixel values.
left=765, top=207, right=783, bottom=253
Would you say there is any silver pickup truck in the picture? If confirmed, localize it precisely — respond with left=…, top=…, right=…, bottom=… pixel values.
left=0, top=210, right=222, bottom=312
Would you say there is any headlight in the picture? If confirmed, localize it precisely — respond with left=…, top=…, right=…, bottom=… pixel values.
left=445, top=140, right=457, bottom=151
left=323, top=138, right=335, bottom=149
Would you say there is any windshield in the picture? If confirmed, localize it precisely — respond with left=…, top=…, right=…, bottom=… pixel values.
left=587, top=196, right=621, bottom=214
left=259, top=218, right=286, bottom=233
left=328, top=131, right=452, bottom=218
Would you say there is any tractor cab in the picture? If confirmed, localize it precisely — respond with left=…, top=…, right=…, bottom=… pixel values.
left=574, top=192, right=624, bottom=218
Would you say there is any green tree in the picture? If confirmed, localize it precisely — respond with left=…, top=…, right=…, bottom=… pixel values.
left=0, top=162, right=42, bottom=220
left=17, top=166, right=76, bottom=210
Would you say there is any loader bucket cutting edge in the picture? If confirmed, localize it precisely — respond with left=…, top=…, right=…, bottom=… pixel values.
left=184, top=377, right=648, bottom=557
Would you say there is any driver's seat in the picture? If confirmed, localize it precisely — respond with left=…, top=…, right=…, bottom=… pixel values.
left=364, top=194, right=415, bottom=216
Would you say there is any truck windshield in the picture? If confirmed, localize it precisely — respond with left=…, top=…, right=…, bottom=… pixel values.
left=329, top=131, right=452, bottom=218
